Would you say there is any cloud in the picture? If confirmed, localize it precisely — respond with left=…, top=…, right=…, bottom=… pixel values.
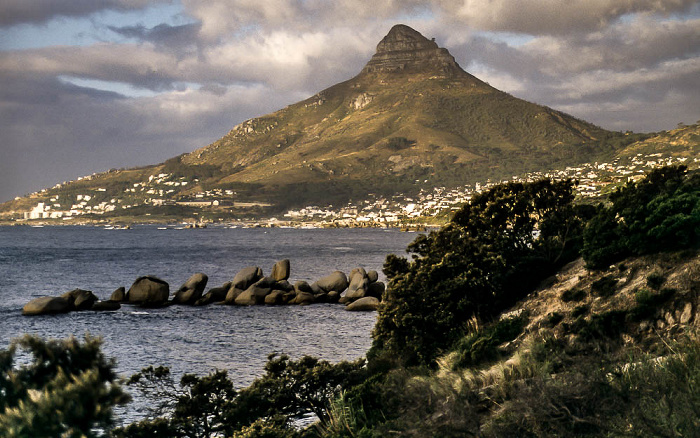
left=1, top=0, right=699, bottom=202
left=435, top=0, right=699, bottom=35
left=0, top=0, right=171, bottom=27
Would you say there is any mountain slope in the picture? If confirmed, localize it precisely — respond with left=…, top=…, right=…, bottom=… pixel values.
left=176, top=24, right=611, bottom=205
left=2, top=24, right=629, bottom=220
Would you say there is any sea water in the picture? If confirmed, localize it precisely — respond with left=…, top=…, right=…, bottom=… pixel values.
left=0, top=225, right=419, bottom=388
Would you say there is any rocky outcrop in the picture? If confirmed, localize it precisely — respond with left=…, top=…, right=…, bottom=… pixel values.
left=61, top=289, right=98, bottom=310
left=361, top=24, right=463, bottom=76
left=126, top=276, right=169, bottom=306
left=316, top=271, right=349, bottom=293
left=195, top=282, right=231, bottom=306
left=232, top=266, right=264, bottom=290
left=23, top=296, right=72, bottom=316
left=20, top=259, right=387, bottom=313
left=271, top=259, right=291, bottom=281
left=173, top=273, right=208, bottom=305
left=110, top=287, right=126, bottom=302
left=346, top=296, right=380, bottom=311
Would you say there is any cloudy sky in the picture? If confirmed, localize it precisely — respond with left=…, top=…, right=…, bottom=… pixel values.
left=1, top=1, right=699, bottom=202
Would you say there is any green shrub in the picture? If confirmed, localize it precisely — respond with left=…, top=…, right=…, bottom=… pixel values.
left=571, top=304, right=590, bottom=318
left=583, top=166, right=700, bottom=269
left=560, top=288, right=586, bottom=302
left=646, top=272, right=666, bottom=290
left=591, top=275, right=618, bottom=298
left=453, top=315, right=528, bottom=369
left=372, top=179, right=585, bottom=366
left=629, top=287, right=675, bottom=322
left=547, top=312, right=564, bottom=327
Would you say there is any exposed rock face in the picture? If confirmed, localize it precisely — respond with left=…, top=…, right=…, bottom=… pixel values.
left=346, top=296, right=380, bottom=311
left=91, top=301, right=121, bottom=311
left=316, top=271, right=349, bottom=293
left=23, top=297, right=72, bottom=316
left=232, top=266, right=264, bottom=290
left=271, top=259, right=291, bottom=281
left=361, top=24, right=462, bottom=76
left=110, top=287, right=126, bottom=302
left=196, top=282, right=231, bottom=306
left=61, top=289, right=98, bottom=310
left=173, top=273, right=208, bottom=305
left=126, top=276, right=169, bottom=305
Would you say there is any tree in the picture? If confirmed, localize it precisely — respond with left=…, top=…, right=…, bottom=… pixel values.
left=582, top=166, right=700, bottom=269
left=0, top=335, right=129, bottom=438
left=371, top=179, right=587, bottom=366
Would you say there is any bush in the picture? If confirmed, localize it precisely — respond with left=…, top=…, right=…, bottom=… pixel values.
left=583, top=166, right=700, bottom=269
left=560, top=288, right=586, bottom=302
left=453, top=315, right=528, bottom=369
left=646, top=272, right=666, bottom=290
left=371, top=179, right=586, bottom=366
left=591, top=275, right=618, bottom=297
left=0, top=335, right=129, bottom=438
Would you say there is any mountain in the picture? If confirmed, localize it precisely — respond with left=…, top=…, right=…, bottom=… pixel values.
left=177, top=24, right=611, bottom=205
left=2, top=24, right=635, bottom=222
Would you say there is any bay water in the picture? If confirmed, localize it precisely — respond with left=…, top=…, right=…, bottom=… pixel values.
left=0, top=225, right=419, bottom=420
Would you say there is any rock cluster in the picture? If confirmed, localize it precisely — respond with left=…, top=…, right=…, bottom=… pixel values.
left=22, top=259, right=386, bottom=315
left=22, top=289, right=121, bottom=316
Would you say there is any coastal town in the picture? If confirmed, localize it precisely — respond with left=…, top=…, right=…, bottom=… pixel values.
left=13, top=151, right=698, bottom=226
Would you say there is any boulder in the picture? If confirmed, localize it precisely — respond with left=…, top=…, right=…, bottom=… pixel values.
left=345, top=286, right=367, bottom=301
left=273, top=280, right=294, bottom=292
left=282, top=291, right=297, bottom=304
left=367, top=270, right=379, bottom=283
left=348, top=271, right=368, bottom=292
left=172, top=273, right=208, bottom=305
left=126, top=276, right=169, bottom=305
left=310, top=282, right=323, bottom=294
left=293, top=292, right=315, bottom=305
left=254, top=276, right=277, bottom=288
left=264, top=290, right=285, bottom=305
left=61, top=289, right=98, bottom=310
left=23, top=296, right=72, bottom=316
left=235, top=285, right=271, bottom=306
left=316, top=271, right=349, bottom=293
left=294, top=281, right=313, bottom=294
left=232, top=266, right=264, bottom=290
left=196, top=282, right=231, bottom=306
left=366, top=281, right=386, bottom=299
left=346, top=296, right=380, bottom=311
left=349, top=268, right=367, bottom=283
left=110, top=287, right=126, bottom=302
left=314, top=293, right=329, bottom=303
left=224, top=286, right=244, bottom=304
left=271, top=259, right=291, bottom=281
left=327, top=291, right=341, bottom=303
left=91, top=300, right=121, bottom=311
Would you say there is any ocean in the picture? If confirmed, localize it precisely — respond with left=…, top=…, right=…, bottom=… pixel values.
left=0, top=225, right=419, bottom=419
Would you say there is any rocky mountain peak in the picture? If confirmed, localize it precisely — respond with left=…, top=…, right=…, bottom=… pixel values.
left=361, top=24, right=463, bottom=76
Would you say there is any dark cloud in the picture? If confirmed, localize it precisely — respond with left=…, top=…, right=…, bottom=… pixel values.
left=434, top=0, right=699, bottom=35
left=0, top=0, right=169, bottom=27
left=108, top=22, right=201, bottom=54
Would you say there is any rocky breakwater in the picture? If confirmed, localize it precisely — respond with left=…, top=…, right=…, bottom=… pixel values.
left=22, top=288, right=121, bottom=316
left=22, top=259, right=386, bottom=315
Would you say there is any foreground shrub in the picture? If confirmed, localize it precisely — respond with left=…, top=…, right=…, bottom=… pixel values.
left=0, top=335, right=129, bottom=438
left=583, top=166, right=700, bottom=269
left=372, top=179, right=588, bottom=366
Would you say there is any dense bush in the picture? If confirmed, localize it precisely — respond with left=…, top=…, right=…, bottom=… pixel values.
left=114, top=354, right=367, bottom=438
left=0, top=335, right=129, bottom=437
left=371, top=179, right=588, bottom=366
left=583, top=166, right=700, bottom=268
